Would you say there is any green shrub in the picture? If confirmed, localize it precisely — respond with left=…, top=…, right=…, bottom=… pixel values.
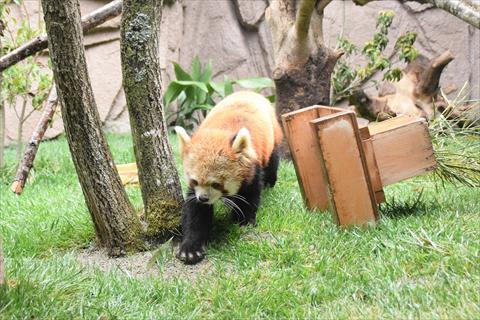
left=331, top=10, right=419, bottom=103
left=163, top=56, right=274, bottom=131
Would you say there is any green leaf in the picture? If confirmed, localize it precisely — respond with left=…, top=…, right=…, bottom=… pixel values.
left=173, top=62, right=192, bottom=81
left=200, top=61, right=212, bottom=83
left=266, top=95, right=276, bottom=103
left=208, top=81, right=223, bottom=96
left=174, top=80, right=209, bottom=92
left=234, top=77, right=274, bottom=90
left=224, top=76, right=233, bottom=96
left=191, top=56, right=202, bottom=81
left=163, top=82, right=184, bottom=105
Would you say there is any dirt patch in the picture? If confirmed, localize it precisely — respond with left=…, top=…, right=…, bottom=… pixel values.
left=76, top=245, right=214, bottom=281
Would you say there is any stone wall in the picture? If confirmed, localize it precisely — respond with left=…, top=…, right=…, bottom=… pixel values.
left=4, top=0, right=479, bottom=144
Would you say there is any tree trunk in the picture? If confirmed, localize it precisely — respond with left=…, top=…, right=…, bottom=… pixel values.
left=266, top=0, right=342, bottom=114
left=120, top=0, right=183, bottom=237
left=41, top=0, right=142, bottom=256
left=265, top=0, right=342, bottom=155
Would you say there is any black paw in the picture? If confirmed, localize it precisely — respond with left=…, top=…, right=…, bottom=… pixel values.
left=231, top=212, right=257, bottom=226
left=264, top=178, right=277, bottom=188
left=177, top=241, right=206, bottom=265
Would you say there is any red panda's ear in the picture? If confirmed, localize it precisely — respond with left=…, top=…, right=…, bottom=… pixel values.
left=174, top=126, right=191, bottom=156
left=232, top=128, right=257, bottom=160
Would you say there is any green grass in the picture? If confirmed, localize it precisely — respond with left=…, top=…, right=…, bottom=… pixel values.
left=0, top=134, right=479, bottom=319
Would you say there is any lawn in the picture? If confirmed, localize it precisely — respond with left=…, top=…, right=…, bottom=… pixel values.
left=0, top=134, right=479, bottom=319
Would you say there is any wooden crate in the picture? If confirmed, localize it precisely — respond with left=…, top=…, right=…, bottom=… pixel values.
left=282, top=106, right=436, bottom=227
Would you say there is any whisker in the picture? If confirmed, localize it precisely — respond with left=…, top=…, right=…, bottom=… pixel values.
left=227, top=194, right=250, bottom=206
left=183, top=195, right=196, bottom=206
left=223, top=197, right=245, bottom=220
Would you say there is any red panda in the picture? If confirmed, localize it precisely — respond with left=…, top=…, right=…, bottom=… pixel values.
left=174, top=91, right=283, bottom=264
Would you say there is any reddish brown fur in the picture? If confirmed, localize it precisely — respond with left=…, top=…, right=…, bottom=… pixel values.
left=180, top=91, right=282, bottom=185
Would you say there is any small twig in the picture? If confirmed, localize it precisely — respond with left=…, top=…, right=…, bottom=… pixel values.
left=11, top=86, right=58, bottom=195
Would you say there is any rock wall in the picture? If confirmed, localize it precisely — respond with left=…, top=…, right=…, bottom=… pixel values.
left=4, top=0, right=479, bottom=144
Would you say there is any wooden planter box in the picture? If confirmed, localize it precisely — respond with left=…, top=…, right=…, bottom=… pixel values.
left=281, top=106, right=437, bottom=227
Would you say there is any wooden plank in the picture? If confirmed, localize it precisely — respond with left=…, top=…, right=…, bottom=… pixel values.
left=282, top=106, right=329, bottom=210
left=311, top=111, right=378, bottom=226
left=362, top=137, right=385, bottom=204
left=367, top=115, right=418, bottom=135
left=371, top=118, right=436, bottom=186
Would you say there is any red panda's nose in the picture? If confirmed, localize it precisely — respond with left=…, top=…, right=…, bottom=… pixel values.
left=198, top=195, right=209, bottom=203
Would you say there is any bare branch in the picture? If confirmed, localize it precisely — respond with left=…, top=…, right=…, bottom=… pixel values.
left=416, top=50, right=455, bottom=96
left=0, top=0, right=123, bottom=72
left=11, top=86, right=58, bottom=195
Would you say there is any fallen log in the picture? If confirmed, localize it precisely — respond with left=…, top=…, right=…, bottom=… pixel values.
left=11, top=87, right=58, bottom=195
left=0, top=0, right=122, bottom=72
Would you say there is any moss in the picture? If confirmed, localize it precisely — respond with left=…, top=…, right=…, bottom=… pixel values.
left=145, top=194, right=182, bottom=237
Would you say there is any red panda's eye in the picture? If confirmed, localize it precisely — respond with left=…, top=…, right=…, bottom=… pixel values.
left=211, top=182, right=222, bottom=190
left=190, top=179, right=198, bottom=187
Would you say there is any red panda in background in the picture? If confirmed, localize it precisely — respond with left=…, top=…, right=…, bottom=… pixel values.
left=174, top=91, right=283, bottom=264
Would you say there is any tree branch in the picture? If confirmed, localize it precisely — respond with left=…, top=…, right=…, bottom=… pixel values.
left=416, top=50, right=454, bottom=96
left=418, top=0, right=479, bottom=28
left=295, top=0, right=316, bottom=43
left=0, top=0, right=123, bottom=72
left=353, top=0, right=479, bottom=29
left=11, top=86, right=58, bottom=195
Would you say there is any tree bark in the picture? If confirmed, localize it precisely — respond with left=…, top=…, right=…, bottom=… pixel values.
left=354, top=0, right=479, bottom=29
left=266, top=0, right=342, bottom=116
left=41, top=0, right=142, bottom=256
left=0, top=0, right=123, bottom=72
left=11, top=86, right=58, bottom=195
left=121, top=0, right=183, bottom=237
left=266, top=0, right=342, bottom=156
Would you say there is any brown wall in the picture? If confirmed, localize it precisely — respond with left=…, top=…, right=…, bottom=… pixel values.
left=4, top=0, right=479, bottom=144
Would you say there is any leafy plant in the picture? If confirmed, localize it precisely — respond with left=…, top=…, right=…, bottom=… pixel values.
left=163, top=56, right=274, bottom=131
left=331, top=10, right=419, bottom=103
left=429, top=84, right=480, bottom=188
left=0, top=0, right=53, bottom=163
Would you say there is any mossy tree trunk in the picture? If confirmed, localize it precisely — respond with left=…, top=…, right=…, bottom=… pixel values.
left=42, top=0, right=142, bottom=256
left=120, top=0, right=183, bottom=237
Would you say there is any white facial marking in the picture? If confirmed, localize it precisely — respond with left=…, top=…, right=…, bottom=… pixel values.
left=224, top=180, right=241, bottom=195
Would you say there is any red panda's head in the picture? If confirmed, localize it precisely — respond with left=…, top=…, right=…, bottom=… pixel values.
left=175, top=126, right=258, bottom=204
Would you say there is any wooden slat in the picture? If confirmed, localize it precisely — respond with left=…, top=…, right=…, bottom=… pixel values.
left=116, top=163, right=139, bottom=186
left=282, top=107, right=329, bottom=210
left=370, top=118, right=436, bottom=186
left=311, top=111, right=378, bottom=226
left=367, top=115, right=418, bottom=135
left=359, top=126, right=385, bottom=204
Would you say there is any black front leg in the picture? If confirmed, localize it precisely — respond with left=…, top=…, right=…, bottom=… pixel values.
left=230, top=166, right=263, bottom=226
left=178, top=189, right=213, bottom=264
